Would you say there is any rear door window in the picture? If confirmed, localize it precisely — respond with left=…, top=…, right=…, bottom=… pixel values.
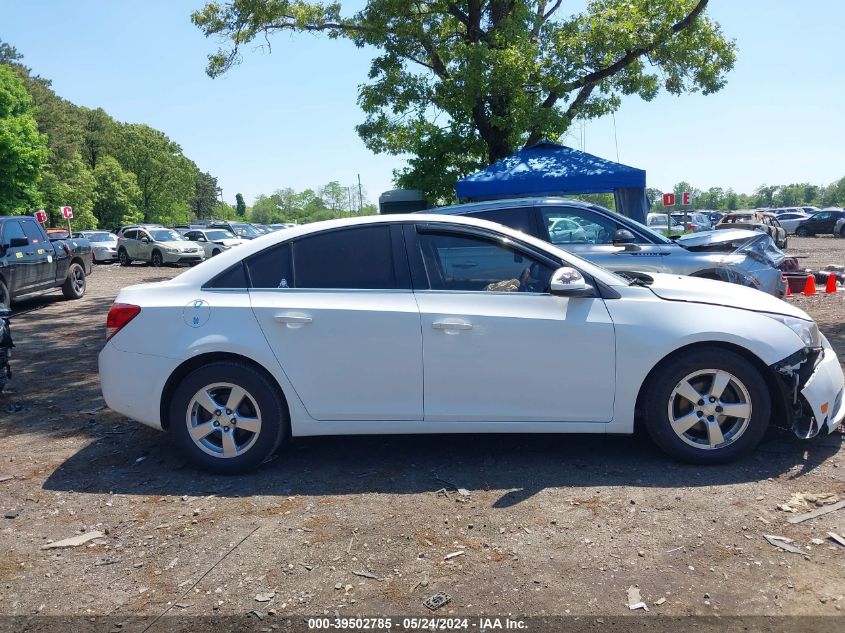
left=247, top=243, right=293, bottom=289
left=292, top=225, right=407, bottom=290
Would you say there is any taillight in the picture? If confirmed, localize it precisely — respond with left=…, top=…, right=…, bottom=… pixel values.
left=106, top=303, right=141, bottom=341
left=687, top=224, right=695, bottom=231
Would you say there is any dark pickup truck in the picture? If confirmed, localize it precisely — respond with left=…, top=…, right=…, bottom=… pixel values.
left=0, top=215, right=93, bottom=309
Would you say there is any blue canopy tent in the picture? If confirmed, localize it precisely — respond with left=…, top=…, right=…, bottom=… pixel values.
left=455, top=140, right=648, bottom=223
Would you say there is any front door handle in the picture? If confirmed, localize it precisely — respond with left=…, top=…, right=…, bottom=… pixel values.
left=432, top=319, right=473, bottom=331
left=274, top=313, right=313, bottom=325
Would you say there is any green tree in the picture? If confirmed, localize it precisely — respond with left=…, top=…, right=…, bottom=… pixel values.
left=0, top=64, right=48, bottom=213
left=250, top=194, right=280, bottom=223
left=192, top=171, right=219, bottom=219
left=235, top=192, right=246, bottom=217
left=81, top=107, right=115, bottom=170
left=114, top=123, right=195, bottom=223
left=194, top=0, right=736, bottom=202
left=321, top=181, right=347, bottom=212
left=213, top=201, right=239, bottom=220
left=92, top=156, right=142, bottom=229
left=38, top=156, right=98, bottom=228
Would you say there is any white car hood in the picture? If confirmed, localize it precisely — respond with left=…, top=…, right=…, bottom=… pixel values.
left=215, top=238, right=243, bottom=247
left=645, top=273, right=810, bottom=320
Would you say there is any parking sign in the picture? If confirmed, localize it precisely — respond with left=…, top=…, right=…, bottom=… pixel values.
left=682, top=191, right=691, bottom=205
left=662, top=193, right=675, bottom=207
left=61, top=206, right=73, bottom=219
left=35, top=209, right=48, bottom=223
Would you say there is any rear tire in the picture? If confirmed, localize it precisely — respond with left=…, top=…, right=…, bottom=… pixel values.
left=118, top=249, right=132, bottom=266
left=61, top=263, right=86, bottom=300
left=168, top=361, right=288, bottom=474
left=642, top=349, right=770, bottom=464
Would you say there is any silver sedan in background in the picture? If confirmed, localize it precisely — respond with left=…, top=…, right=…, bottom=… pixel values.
left=433, top=198, right=788, bottom=297
left=77, top=230, right=118, bottom=263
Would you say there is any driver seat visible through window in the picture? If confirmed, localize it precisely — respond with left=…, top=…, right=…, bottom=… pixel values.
left=416, top=230, right=554, bottom=293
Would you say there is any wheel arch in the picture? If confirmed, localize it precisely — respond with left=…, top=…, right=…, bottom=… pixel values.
left=634, top=340, right=786, bottom=432
left=159, top=351, right=291, bottom=432
left=68, top=256, right=86, bottom=274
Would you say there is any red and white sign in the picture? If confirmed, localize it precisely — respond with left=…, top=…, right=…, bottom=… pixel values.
left=35, top=209, right=48, bottom=223
left=681, top=191, right=691, bottom=205
left=60, top=205, right=73, bottom=219
left=662, top=193, right=675, bottom=207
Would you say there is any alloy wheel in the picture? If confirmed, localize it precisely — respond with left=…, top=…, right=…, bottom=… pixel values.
left=185, top=382, right=262, bottom=458
left=71, top=267, right=85, bottom=294
left=667, top=369, right=752, bottom=450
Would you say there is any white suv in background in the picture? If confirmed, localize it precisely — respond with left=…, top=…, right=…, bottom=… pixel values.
left=117, top=226, right=205, bottom=267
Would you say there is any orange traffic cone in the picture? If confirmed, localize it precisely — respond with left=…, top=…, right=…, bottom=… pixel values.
left=803, top=275, right=816, bottom=296
left=825, top=274, right=837, bottom=294
left=785, top=282, right=792, bottom=297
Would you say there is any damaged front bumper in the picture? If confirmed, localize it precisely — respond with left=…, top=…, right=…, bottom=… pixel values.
left=772, top=336, right=845, bottom=438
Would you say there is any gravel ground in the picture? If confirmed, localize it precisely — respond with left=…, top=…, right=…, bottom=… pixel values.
left=1, top=237, right=845, bottom=621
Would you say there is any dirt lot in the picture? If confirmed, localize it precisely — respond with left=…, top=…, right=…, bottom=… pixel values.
left=1, top=237, right=845, bottom=622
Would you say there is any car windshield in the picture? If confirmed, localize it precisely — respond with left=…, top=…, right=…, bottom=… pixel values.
left=150, top=229, right=183, bottom=241
left=231, top=223, right=260, bottom=237
left=85, top=232, right=113, bottom=242
left=725, top=215, right=755, bottom=223
left=206, top=230, right=234, bottom=240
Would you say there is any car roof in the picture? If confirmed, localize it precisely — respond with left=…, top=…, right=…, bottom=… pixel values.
left=428, top=196, right=597, bottom=216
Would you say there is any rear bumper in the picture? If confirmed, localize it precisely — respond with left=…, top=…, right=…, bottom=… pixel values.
left=98, top=341, right=180, bottom=431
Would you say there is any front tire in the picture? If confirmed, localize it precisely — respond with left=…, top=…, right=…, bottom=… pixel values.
left=61, top=263, right=86, bottom=300
left=795, top=227, right=810, bottom=237
left=168, top=361, right=288, bottom=474
left=0, top=279, right=9, bottom=310
left=151, top=250, right=163, bottom=267
left=642, top=349, right=770, bottom=464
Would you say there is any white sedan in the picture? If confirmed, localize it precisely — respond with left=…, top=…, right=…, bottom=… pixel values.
left=776, top=212, right=810, bottom=234
left=99, top=215, right=845, bottom=473
left=182, top=228, right=246, bottom=258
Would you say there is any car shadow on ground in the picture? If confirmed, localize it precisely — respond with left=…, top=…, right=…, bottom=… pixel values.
left=42, top=423, right=842, bottom=507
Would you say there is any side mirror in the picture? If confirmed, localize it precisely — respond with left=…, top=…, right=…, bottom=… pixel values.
left=198, top=237, right=207, bottom=242
left=550, top=266, right=592, bottom=297
left=612, top=229, right=636, bottom=245
left=9, top=237, right=28, bottom=248
left=140, top=237, right=150, bottom=243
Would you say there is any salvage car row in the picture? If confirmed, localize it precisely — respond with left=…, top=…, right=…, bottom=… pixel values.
left=74, top=221, right=297, bottom=265
left=4, top=200, right=843, bottom=474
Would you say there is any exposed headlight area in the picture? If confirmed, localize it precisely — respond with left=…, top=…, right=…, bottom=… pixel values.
left=762, top=313, right=822, bottom=349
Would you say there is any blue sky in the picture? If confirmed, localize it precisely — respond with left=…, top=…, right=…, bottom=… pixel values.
left=1, top=1, right=843, bottom=205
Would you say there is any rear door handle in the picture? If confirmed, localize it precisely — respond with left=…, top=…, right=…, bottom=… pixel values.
left=274, top=313, right=313, bottom=325
left=432, top=319, right=473, bottom=331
